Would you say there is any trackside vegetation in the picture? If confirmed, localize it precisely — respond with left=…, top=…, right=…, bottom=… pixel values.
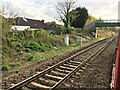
left=2, top=15, right=118, bottom=72
left=2, top=15, right=92, bottom=72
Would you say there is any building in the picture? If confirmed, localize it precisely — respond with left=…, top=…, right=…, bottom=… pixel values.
left=11, top=25, right=30, bottom=31
left=10, top=17, right=52, bottom=30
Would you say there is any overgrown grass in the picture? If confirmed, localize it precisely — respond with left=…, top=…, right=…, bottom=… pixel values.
left=2, top=29, right=65, bottom=71
left=2, top=29, right=63, bottom=56
left=2, top=16, right=116, bottom=72
left=2, top=27, right=100, bottom=72
left=2, top=38, right=99, bottom=72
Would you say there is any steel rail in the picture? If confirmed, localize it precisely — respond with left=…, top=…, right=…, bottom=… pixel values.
left=50, top=38, right=114, bottom=89
left=8, top=38, right=111, bottom=90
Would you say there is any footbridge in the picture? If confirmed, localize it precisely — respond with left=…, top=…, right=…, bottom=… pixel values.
left=84, top=19, right=120, bottom=38
left=95, top=20, right=120, bottom=27
left=84, top=19, right=120, bottom=29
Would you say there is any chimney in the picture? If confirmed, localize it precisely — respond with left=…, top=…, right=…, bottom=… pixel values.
left=41, top=20, right=44, bottom=23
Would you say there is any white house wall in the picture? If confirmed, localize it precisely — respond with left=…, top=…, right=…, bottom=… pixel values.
left=11, top=25, right=30, bottom=31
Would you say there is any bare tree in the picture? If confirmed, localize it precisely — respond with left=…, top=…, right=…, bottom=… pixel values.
left=56, top=0, right=76, bottom=30
left=1, top=3, right=23, bottom=27
left=1, top=3, right=21, bottom=33
left=1, top=3, right=19, bottom=19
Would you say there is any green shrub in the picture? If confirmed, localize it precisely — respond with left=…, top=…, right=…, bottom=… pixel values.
left=35, top=29, right=49, bottom=38
left=10, top=42, right=23, bottom=52
left=26, top=55, right=34, bottom=61
left=76, top=28, right=81, bottom=33
left=42, top=43, right=53, bottom=51
left=26, top=41, right=44, bottom=52
left=2, top=46, right=13, bottom=55
left=24, top=48, right=32, bottom=53
left=38, top=41, right=53, bottom=51
left=52, top=25, right=66, bottom=35
left=2, top=27, right=64, bottom=56
left=50, top=38, right=63, bottom=47
left=2, top=64, right=9, bottom=71
left=11, top=42, right=22, bottom=48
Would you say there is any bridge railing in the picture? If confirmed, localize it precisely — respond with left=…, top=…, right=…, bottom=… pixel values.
left=96, top=20, right=120, bottom=23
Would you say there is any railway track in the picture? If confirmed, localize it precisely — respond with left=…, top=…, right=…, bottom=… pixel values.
left=8, top=38, right=114, bottom=90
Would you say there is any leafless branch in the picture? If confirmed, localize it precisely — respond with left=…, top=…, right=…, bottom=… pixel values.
left=56, top=0, right=76, bottom=27
left=1, top=3, right=19, bottom=19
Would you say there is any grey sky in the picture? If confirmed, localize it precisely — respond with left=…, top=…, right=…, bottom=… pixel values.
left=2, top=0, right=120, bottom=24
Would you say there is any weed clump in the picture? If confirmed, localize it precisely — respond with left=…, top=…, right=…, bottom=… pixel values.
left=2, top=64, right=9, bottom=71
left=26, top=55, right=34, bottom=61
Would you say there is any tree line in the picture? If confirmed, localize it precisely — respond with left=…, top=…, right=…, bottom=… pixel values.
left=1, top=0, right=98, bottom=34
left=56, top=0, right=93, bottom=33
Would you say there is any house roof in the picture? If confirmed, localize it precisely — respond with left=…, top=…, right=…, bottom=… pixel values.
left=11, top=17, right=52, bottom=30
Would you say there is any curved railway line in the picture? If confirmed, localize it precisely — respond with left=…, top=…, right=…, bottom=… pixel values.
left=8, top=38, right=114, bottom=90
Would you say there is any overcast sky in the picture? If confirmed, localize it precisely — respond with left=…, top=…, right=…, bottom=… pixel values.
left=2, top=0, right=120, bottom=24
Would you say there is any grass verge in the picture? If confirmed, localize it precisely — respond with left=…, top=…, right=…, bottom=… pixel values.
left=3, top=38, right=103, bottom=72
